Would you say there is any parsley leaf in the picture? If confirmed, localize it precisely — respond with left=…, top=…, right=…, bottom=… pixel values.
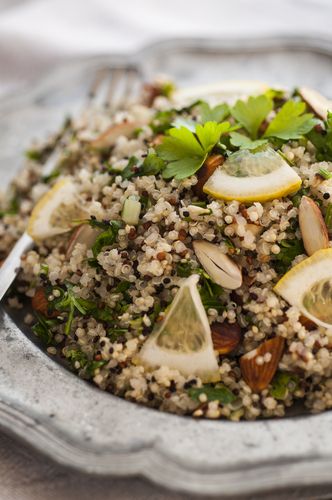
left=325, top=203, right=332, bottom=232
left=140, top=153, right=166, bottom=176
left=198, top=102, right=230, bottom=123
left=264, top=101, right=319, bottom=140
left=231, top=95, right=273, bottom=139
left=157, top=122, right=233, bottom=180
left=270, top=371, right=299, bottom=400
left=65, top=348, right=107, bottom=377
left=32, top=313, right=58, bottom=345
left=92, top=220, right=122, bottom=257
left=150, top=110, right=175, bottom=134
left=229, top=132, right=268, bottom=150
left=308, top=111, right=332, bottom=161
left=188, top=384, right=236, bottom=404
left=272, top=238, right=305, bottom=274
left=0, top=194, right=20, bottom=218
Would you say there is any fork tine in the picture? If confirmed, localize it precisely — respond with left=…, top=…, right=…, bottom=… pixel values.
left=116, top=66, right=141, bottom=110
left=87, top=65, right=141, bottom=111
left=87, top=67, right=110, bottom=102
left=104, top=67, right=123, bottom=110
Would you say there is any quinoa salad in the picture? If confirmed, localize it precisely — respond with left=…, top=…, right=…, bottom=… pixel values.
left=2, top=80, right=332, bottom=421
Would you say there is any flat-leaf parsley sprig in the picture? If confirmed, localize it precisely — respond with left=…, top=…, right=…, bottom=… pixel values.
left=229, top=94, right=319, bottom=148
left=156, top=121, right=237, bottom=180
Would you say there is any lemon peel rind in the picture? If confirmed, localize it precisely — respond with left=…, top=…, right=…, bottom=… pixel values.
left=274, top=248, right=332, bottom=329
left=136, top=274, right=220, bottom=382
left=203, top=179, right=302, bottom=203
left=27, top=177, right=79, bottom=241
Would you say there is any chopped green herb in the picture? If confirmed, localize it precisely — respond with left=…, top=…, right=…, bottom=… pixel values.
left=199, top=277, right=224, bottom=312
left=52, top=285, right=116, bottom=333
left=318, top=167, right=332, bottom=180
left=109, top=156, right=139, bottom=179
left=0, top=194, right=20, bottom=218
left=114, top=280, right=131, bottom=293
left=273, top=238, right=305, bottom=274
left=188, top=384, right=236, bottom=404
left=264, top=88, right=286, bottom=101
left=85, top=360, right=107, bottom=377
left=270, top=371, right=300, bottom=400
left=140, top=153, right=165, bottom=176
left=290, top=187, right=310, bottom=208
left=231, top=94, right=273, bottom=139
left=223, top=236, right=237, bottom=250
left=176, top=261, right=195, bottom=277
left=150, top=110, right=175, bottom=134
left=65, top=349, right=107, bottom=377
left=191, top=200, right=208, bottom=208
left=87, top=218, right=114, bottom=230
left=160, top=81, right=175, bottom=98
left=148, top=300, right=162, bottom=325
left=308, top=111, right=332, bottom=161
left=65, top=348, right=88, bottom=368
left=264, top=100, right=319, bottom=140
left=40, top=263, right=49, bottom=275
left=42, top=168, right=61, bottom=183
left=25, top=148, right=43, bottom=161
left=32, top=313, right=58, bottom=345
left=92, top=220, right=122, bottom=257
left=107, top=327, right=127, bottom=342
left=325, top=203, right=332, bottom=231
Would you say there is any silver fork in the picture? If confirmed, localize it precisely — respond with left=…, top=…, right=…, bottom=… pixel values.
left=0, top=65, right=141, bottom=301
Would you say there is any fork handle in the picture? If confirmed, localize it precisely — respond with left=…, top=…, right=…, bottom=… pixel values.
left=0, top=232, right=33, bottom=301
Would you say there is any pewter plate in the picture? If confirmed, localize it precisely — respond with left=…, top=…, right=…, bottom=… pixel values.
left=1, top=36, right=332, bottom=497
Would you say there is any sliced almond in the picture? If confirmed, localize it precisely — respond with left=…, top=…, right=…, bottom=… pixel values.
left=66, top=224, right=101, bottom=259
left=299, top=314, right=317, bottom=331
left=298, top=86, right=332, bottom=121
left=90, top=121, right=142, bottom=150
left=185, top=205, right=211, bottom=218
left=299, top=196, right=329, bottom=256
left=193, top=240, right=242, bottom=290
left=240, top=337, right=285, bottom=392
left=32, top=288, right=57, bottom=318
left=194, top=154, right=224, bottom=197
left=211, top=321, right=242, bottom=354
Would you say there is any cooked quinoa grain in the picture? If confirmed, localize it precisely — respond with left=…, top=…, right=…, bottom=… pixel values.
left=3, top=81, right=332, bottom=420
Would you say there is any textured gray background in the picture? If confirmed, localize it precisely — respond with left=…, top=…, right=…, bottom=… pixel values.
left=1, top=0, right=332, bottom=499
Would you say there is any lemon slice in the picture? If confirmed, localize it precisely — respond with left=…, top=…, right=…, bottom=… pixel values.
left=274, top=248, right=332, bottom=328
left=28, top=178, right=86, bottom=240
left=203, top=147, right=301, bottom=203
left=172, top=80, right=269, bottom=106
left=136, top=275, right=220, bottom=382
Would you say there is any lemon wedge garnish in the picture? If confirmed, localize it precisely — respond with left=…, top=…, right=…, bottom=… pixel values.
left=172, top=80, right=269, bottom=106
left=28, top=178, right=86, bottom=240
left=274, top=248, right=332, bottom=329
left=136, top=275, right=220, bottom=382
left=203, top=147, right=301, bottom=203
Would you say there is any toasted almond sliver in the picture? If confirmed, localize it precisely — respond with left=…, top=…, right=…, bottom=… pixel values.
left=66, top=224, right=101, bottom=259
left=90, top=121, right=142, bottom=150
left=298, top=86, right=332, bottom=121
left=193, top=240, right=242, bottom=290
left=211, top=321, right=242, bottom=355
left=240, top=337, right=285, bottom=392
left=299, top=196, right=329, bottom=256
